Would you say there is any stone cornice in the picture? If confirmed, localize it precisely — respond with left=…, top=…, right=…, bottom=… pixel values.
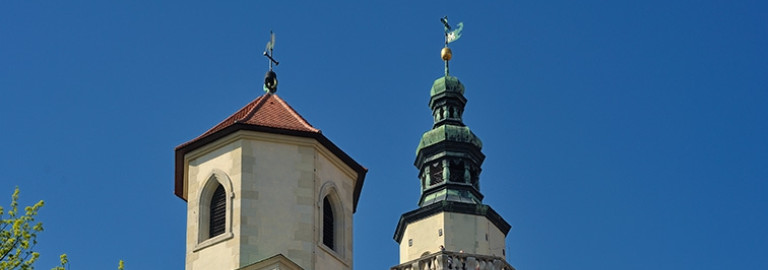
left=393, top=201, right=511, bottom=243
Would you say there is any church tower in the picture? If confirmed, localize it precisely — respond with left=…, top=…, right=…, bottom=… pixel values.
left=174, top=33, right=366, bottom=270
left=392, top=19, right=514, bottom=270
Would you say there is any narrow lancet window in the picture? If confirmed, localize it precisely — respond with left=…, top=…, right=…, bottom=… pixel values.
left=323, top=196, right=335, bottom=250
left=209, top=184, right=226, bottom=238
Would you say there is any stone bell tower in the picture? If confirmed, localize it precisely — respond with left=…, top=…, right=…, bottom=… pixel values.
left=174, top=33, right=366, bottom=270
left=391, top=18, right=514, bottom=270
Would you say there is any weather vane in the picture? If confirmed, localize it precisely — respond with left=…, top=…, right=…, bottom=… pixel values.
left=263, top=31, right=279, bottom=93
left=440, top=16, right=463, bottom=76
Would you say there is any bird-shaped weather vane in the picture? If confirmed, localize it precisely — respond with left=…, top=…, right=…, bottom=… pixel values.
left=440, top=16, right=463, bottom=76
left=263, top=31, right=279, bottom=93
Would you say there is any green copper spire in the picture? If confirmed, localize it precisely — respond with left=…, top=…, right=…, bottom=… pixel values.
left=393, top=20, right=512, bottom=260
left=414, top=75, right=485, bottom=207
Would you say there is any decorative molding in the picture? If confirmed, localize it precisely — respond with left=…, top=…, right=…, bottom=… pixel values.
left=318, top=181, right=349, bottom=264
left=174, top=123, right=368, bottom=212
left=194, top=170, right=235, bottom=250
left=177, top=128, right=367, bottom=212
left=391, top=251, right=514, bottom=270
left=394, top=201, right=511, bottom=243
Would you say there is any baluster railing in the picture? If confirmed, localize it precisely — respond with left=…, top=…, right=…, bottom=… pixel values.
left=390, top=251, right=515, bottom=270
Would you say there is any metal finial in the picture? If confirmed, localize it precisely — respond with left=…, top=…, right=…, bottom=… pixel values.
left=441, top=16, right=452, bottom=34
left=440, top=17, right=463, bottom=76
left=263, top=31, right=279, bottom=93
left=263, top=31, right=279, bottom=69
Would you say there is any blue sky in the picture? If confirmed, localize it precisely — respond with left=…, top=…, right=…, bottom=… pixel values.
left=1, top=1, right=767, bottom=269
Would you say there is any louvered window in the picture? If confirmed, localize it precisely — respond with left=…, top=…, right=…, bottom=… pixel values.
left=470, top=166, right=480, bottom=189
left=323, top=196, right=335, bottom=250
left=430, top=162, right=444, bottom=185
left=449, top=160, right=464, bottom=182
left=209, top=184, right=226, bottom=238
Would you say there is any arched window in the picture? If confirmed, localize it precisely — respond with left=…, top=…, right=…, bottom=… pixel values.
left=448, top=160, right=464, bottom=182
left=323, top=196, right=335, bottom=250
left=195, top=171, right=233, bottom=250
left=470, top=166, right=480, bottom=189
left=430, top=162, right=444, bottom=185
left=318, top=183, right=345, bottom=258
left=209, top=184, right=226, bottom=238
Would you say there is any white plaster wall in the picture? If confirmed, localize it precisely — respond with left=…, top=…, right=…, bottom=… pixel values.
left=183, top=131, right=359, bottom=270
left=488, top=220, right=507, bottom=258
left=445, top=212, right=479, bottom=254
left=237, top=132, right=357, bottom=270
left=314, top=151, right=355, bottom=270
left=186, top=140, right=242, bottom=270
left=400, top=212, right=446, bottom=263
left=400, top=211, right=507, bottom=263
left=239, top=138, right=315, bottom=269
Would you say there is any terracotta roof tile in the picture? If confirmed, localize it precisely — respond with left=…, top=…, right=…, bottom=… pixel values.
left=179, top=94, right=319, bottom=148
left=174, top=93, right=367, bottom=212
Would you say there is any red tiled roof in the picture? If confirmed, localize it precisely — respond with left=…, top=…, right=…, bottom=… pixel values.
left=181, top=94, right=319, bottom=148
left=174, top=93, right=367, bottom=212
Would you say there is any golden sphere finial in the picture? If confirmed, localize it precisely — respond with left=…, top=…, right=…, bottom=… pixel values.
left=441, top=47, right=452, bottom=61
